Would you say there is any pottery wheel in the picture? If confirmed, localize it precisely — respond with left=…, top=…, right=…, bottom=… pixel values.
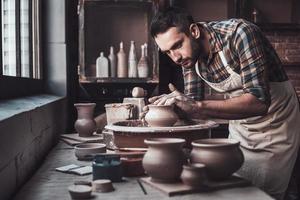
left=105, top=119, right=218, bottom=133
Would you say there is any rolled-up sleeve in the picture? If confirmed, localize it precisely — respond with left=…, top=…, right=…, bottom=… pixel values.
left=233, top=22, right=270, bottom=104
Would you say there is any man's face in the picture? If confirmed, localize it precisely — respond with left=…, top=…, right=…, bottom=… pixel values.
left=154, top=27, right=200, bottom=68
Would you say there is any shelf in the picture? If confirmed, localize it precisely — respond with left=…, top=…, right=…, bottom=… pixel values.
left=80, top=77, right=159, bottom=84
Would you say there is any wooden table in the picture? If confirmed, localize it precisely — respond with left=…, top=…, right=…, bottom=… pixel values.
left=12, top=142, right=274, bottom=200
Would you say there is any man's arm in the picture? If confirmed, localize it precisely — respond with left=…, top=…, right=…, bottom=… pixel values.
left=194, top=93, right=268, bottom=120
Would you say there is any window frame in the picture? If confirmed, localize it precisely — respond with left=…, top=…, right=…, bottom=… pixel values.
left=0, top=0, right=43, bottom=100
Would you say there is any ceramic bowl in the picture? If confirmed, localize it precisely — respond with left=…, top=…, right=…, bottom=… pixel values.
left=191, top=138, right=244, bottom=180
left=68, top=185, right=92, bottom=199
left=74, top=143, right=106, bottom=160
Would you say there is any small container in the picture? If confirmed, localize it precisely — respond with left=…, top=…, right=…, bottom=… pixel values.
left=92, top=179, right=114, bottom=193
left=180, top=163, right=207, bottom=187
left=92, top=154, right=123, bottom=182
left=68, top=185, right=92, bottom=199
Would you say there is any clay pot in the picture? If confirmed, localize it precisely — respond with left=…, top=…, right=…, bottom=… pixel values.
left=190, top=139, right=244, bottom=180
left=144, top=105, right=178, bottom=127
left=142, top=138, right=187, bottom=183
left=68, top=185, right=92, bottom=199
left=180, top=163, right=207, bottom=187
left=74, top=143, right=106, bottom=160
left=74, top=103, right=97, bottom=137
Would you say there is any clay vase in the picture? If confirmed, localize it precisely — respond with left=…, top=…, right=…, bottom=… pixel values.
left=74, top=103, right=97, bottom=137
left=144, top=105, right=178, bottom=127
left=190, top=138, right=244, bottom=180
left=142, top=138, right=187, bottom=183
left=180, top=163, right=207, bottom=187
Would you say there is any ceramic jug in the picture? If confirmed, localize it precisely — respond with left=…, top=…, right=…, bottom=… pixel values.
left=190, top=138, right=244, bottom=180
left=108, top=46, right=117, bottom=78
left=128, top=41, right=138, bottom=78
left=117, top=41, right=128, bottom=78
left=74, top=103, right=97, bottom=137
left=144, top=105, right=178, bottom=127
left=142, top=138, right=186, bottom=183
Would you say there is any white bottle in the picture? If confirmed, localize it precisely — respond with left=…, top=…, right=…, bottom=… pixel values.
left=117, top=41, right=127, bottom=78
left=108, top=46, right=117, bottom=78
left=96, top=52, right=109, bottom=78
left=128, top=40, right=138, bottom=78
left=137, top=45, right=149, bottom=78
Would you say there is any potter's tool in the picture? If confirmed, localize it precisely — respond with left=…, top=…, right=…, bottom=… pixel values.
left=137, top=179, right=147, bottom=195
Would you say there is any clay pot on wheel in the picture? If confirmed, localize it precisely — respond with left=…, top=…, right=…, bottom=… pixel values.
left=74, top=103, right=97, bottom=137
left=190, top=138, right=244, bottom=180
left=142, top=138, right=187, bottom=183
left=144, top=105, right=178, bottom=127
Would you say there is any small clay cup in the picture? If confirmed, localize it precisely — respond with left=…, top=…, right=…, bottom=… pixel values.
left=92, top=179, right=114, bottom=193
left=180, top=163, right=207, bottom=187
left=144, top=105, right=178, bottom=127
left=74, top=143, right=106, bottom=160
left=68, top=185, right=92, bottom=199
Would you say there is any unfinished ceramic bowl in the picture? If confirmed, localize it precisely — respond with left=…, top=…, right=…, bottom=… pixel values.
left=74, top=143, right=106, bottom=160
left=68, top=185, right=92, bottom=199
left=191, top=138, right=244, bottom=180
left=105, top=119, right=218, bottom=149
left=144, top=105, right=178, bottom=127
left=143, top=138, right=187, bottom=183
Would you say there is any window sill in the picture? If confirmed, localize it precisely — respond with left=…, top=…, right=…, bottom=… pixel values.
left=0, top=94, right=64, bottom=122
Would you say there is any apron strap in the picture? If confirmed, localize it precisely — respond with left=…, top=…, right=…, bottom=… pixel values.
left=218, top=51, right=235, bottom=74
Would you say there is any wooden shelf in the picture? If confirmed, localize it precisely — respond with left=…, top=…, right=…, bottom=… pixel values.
left=80, top=77, right=159, bottom=84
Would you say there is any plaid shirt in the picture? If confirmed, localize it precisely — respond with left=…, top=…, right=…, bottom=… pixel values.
left=183, top=19, right=288, bottom=103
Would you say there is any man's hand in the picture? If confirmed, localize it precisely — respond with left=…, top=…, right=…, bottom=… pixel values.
left=140, top=83, right=204, bottom=120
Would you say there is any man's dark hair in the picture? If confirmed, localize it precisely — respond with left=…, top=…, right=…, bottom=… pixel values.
left=150, top=7, right=194, bottom=38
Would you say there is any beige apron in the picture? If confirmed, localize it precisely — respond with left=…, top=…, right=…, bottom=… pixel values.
left=195, top=51, right=300, bottom=200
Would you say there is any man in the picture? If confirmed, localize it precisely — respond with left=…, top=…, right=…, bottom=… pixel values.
left=148, top=7, right=300, bottom=200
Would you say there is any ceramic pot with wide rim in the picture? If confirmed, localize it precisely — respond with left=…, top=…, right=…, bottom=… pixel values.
left=142, top=138, right=187, bottom=183
left=74, top=103, right=97, bottom=137
left=190, top=138, right=244, bottom=180
left=144, top=105, right=178, bottom=127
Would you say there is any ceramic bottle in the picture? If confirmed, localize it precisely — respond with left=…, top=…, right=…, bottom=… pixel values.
left=128, top=41, right=138, bottom=78
left=108, top=46, right=117, bottom=78
left=74, top=103, right=97, bottom=137
left=96, top=52, right=109, bottom=78
left=117, top=41, right=127, bottom=78
left=142, top=138, right=187, bottom=183
left=137, top=44, right=149, bottom=78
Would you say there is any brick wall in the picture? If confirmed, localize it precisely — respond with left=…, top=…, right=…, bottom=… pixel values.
left=264, top=29, right=300, bottom=98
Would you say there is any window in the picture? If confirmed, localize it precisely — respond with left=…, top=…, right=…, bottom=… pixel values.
left=0, top=0, right=42, bottom=99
